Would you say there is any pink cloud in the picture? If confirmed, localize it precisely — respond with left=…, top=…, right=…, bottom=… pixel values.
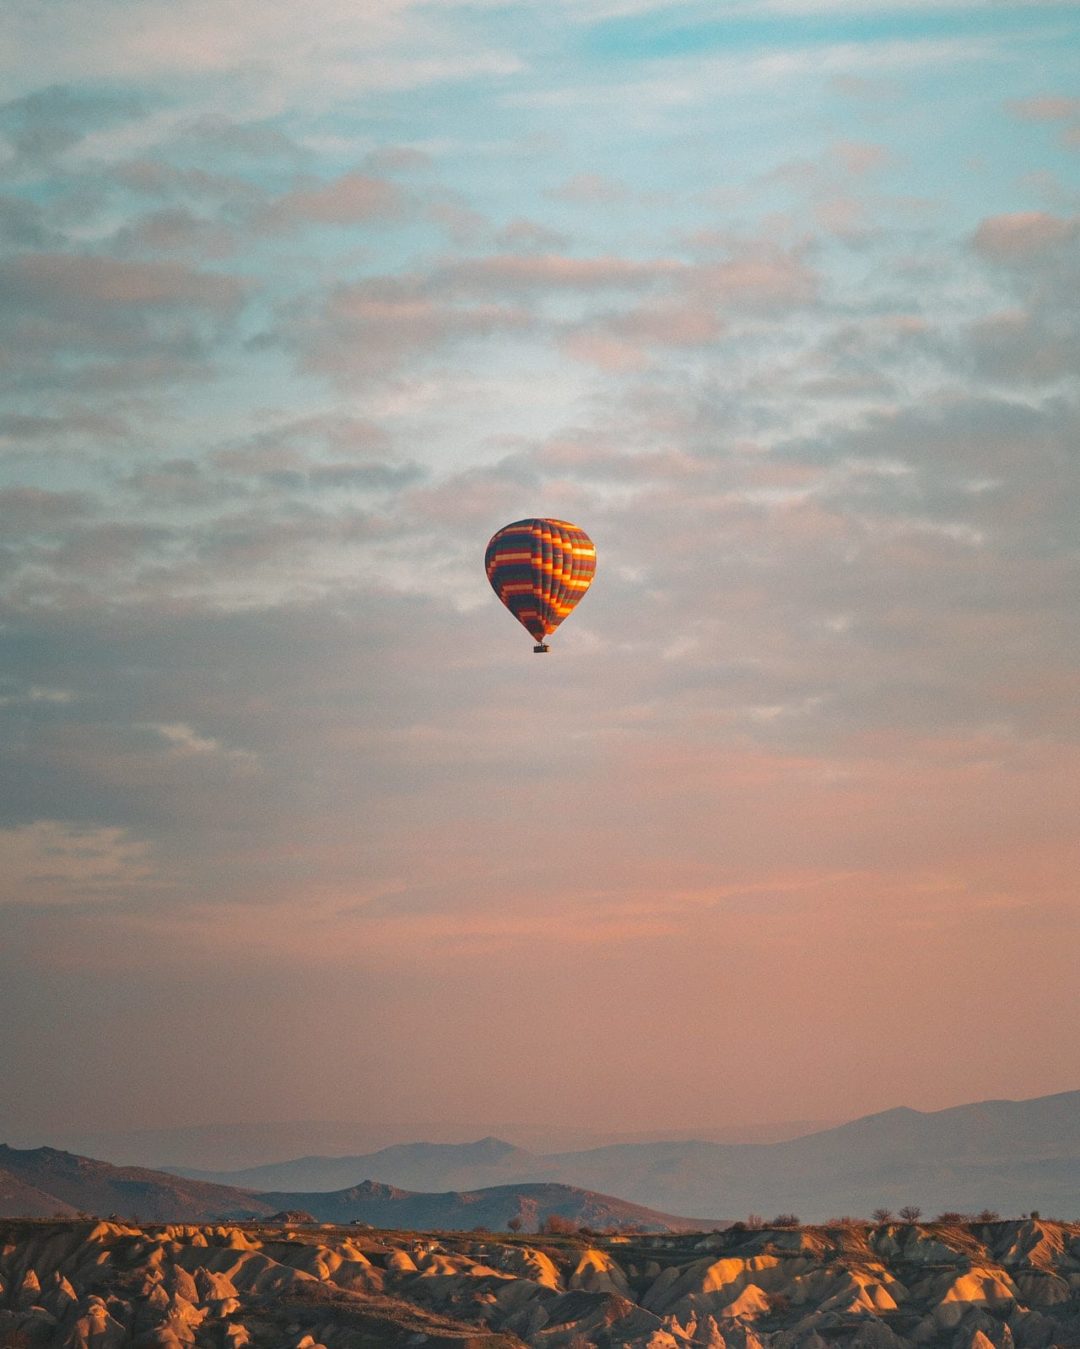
left=0, top=486, right=95, bottom=532
left=560, top=327, right=648, bottom=372
left=495, top=218, right=570, bottom=253
left=814, top=195, right=869, bottom=239
left=1006, top=94, right=1080, bottom=122
left=972, top=211, right=1077, bottom=259
left=3, top=253, right=243, bottom=311
left=424, top=195, right=487, bottom=246
left=443, top=252, right=678, bottom=293
left=545, top=173, right=632, bottom=205
left=532, top=441, right=707, bottom=483
left=830, top=139, right=893, bottom=176
left=300, top=275, right=529, bottom=380
left=261, top=171, right=404, bottom=229
left=562, top=299, right=725, bottom=370
left=694, top=244, right=818, bottom=308
left=113, top=207, right=236, bottom=258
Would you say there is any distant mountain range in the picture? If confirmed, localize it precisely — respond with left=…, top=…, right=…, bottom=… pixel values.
left=20, top=1117, right=833, bottom=1171
left=170, top=1090, right=1080, bottom=1221
left=0, top=1145, right=713, bottom=1231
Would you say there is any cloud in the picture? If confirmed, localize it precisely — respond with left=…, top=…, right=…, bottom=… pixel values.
left=291, top=237, right=813, bottom=386
left=298, top=274, right=529, bottom=381
left=1006, top=94, right=1080, bottom=122
left=0, top=253, right=246, bottom=390
left=0, top=685, right=76, bottom=706
left=546, top=173, right=633, bottom=205
left=170, top=114, right=306, bottom=162
left=440, top=252, right=679, bottom=294
left=120, top=458, right=231, bottom=509
left=1, top=253, right=244, bottom=312
left=0, top=195, right=62, bottom=248
left=143, top=721, right=258, bottom=769
left=0, top=83, right=147, bottom=165
left=364, top=145, right=433, bottom=173
left=0, top=411, right=129, bottom=443
left=112, top=158, right=264, bottom=208
left=972, top=211, right=1078, bottom=260
left=494, top=218, right=570, bottom=252
left=830, top=140, right=894, bottom=177
left=0, top=486, right=96, bottom=533
left=211, top=415, right=393, bottom=474
left=692, top=243, right=818, bottom=308
left=562, top=299, right=725, bottom=370
left=259, top=171, right=406, bottom=231
left=0, top=1, right=521, bottom=115
left=111, top=207, right=237, bottom=258
left=0, top=821, right=154, bottom=906
left=968, top=308, right=1079, bottom=385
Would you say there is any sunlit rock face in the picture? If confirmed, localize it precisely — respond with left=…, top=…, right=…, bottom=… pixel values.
left=1, top=1218, right=1079, bottom=1349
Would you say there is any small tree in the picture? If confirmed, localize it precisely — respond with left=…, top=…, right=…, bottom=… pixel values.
left=770, top=1214, right=800, bottom=1228
left=934, top=1211, right=966, bottom=1225
left=507, top=1216, right=523, bottom=1233
left=976, top=1209, right=1000, bottom=1223
left=899, top=1206, right=922, bottom=1223
left=540, top=1214, right=578, bottom=1236
left=872, top=1208, right=894, bottom=1224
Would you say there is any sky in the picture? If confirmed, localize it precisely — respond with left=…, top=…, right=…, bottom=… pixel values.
left=1, top=0, right=1078, bottom=1146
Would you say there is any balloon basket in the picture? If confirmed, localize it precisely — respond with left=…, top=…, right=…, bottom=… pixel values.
left=533, top=643, right=550, bottom=653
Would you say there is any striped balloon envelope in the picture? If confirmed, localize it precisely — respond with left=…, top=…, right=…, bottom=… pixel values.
left=485, top=518, right=596, bottom=652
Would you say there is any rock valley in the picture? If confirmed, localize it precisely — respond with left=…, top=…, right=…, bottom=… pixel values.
left=3, top=1217, right=1080, bottom=1349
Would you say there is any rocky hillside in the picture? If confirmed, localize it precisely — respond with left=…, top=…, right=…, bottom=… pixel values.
left=1, top=1216, right=1079, bottom=1349
left=256, top=1179, right=713, bottom=1233
left=0, top=1150, right=272, bottom=1223
left=0, top=1146, right=708, bottom=1232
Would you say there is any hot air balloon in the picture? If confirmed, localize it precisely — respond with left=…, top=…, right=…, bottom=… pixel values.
left=485, top=518, right=596, bottom=652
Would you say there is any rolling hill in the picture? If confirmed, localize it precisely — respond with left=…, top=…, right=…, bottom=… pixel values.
left=179, top=1135, right=539, bottom=1194
left=0, top=1145, right=713, bottom=1231
left=171, top=1090, right=1080, bottom=1220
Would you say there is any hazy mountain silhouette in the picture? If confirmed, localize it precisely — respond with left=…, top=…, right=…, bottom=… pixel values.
left=0, top=1145, right=711, bottom=1230
left=30, top=1117, right=833, bottom=1171
left=180, top=1136, right=540, bottom=1194
left=171, top=1090, right=1080, bottom=1220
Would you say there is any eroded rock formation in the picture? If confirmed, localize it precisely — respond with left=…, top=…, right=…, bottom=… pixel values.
left=1, top=1217, right=1079, bottom=1348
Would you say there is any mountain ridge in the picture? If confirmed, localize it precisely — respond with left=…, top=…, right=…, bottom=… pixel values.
left=21, top=1117, right=836, bottom=1171
left=167, top=1089, right=1080, bottom=1219
left=0, top=1144, right=715, bottom=1231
